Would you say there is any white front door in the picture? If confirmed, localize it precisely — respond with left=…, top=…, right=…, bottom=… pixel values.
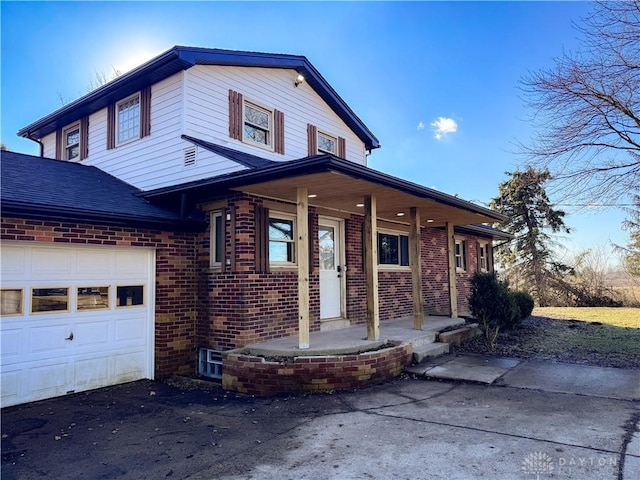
left=319, top=219, right=344, bottom=320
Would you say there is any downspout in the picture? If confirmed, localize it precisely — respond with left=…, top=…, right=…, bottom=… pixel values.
left=26, top=132, right=45, bottom=157
left=180, top=193, right=187, bottom=221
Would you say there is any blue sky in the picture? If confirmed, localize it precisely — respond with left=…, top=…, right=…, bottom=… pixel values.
left=0, top=1, right=630, bottom=262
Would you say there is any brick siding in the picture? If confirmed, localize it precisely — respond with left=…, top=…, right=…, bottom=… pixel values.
left=222, top=342, right=413, bottom=396
left=1, top=217, right=197, bottom=378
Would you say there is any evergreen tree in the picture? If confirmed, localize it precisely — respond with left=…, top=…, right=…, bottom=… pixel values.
left=491, top=167, right=571, bottom=306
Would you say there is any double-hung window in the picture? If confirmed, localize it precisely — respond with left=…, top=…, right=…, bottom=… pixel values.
left=63, top=125, right=80, bottom=160
left=378, top=231, right=409, bottom=267
left=117, top=94, right=141, bottom=144
left=244, top=101, right=272, bottom=147
left=455, top=238, right=467, bottom=272
left=269, top=213, right=296, bottom=265
left=478, top=243, right=488, bottom=272
left=210, top=211, right=224, bottom=268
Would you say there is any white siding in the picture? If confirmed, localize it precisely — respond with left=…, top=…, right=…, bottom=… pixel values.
left=184, top=65, right=367, bottom=165
left=42, top=132, right=56, bottom=159
left=36, top=65, right=369, bottom=191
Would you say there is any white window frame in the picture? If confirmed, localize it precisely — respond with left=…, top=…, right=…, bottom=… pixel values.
left=317, top=131, right=337, bottom=155
left=243, top=99, right=273, bottom=151
left=455, top=237, right=467, bottom=273
left=210, top=210, right=224, bottom=269
left=63, top=123, right=80, bottom=160
left=269, top=211, right=297, bottom=267
left=479, top=242, right=489, bottom=272
left=377, top=229, right=410, bottom=269
left=116, top=93, right=141, bottom=146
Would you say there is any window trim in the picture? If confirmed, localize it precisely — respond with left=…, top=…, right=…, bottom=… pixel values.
left=30, top=287, right=70, bottom=315
left=377, top=229, right=410, bottom=270
left=242, top=99, right=274, bottom=151
left=317, top=131, right=337, bottom=155
left=268, top=211, right=297, bottom=268
left=478, top=241, right=489, bottom=272
left=454, top=237, right=467, bottom=273
left=63, top=123, right=80, bottom=161
left=116, top=93, right=141, bottom=146
left=210, top=210, right=224, bottom=269
left=1, top=288, right=24, bottom=316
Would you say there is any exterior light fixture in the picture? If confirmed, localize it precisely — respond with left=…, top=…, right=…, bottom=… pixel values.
left=308, top=194, right=317, bottom=198
left=396, top=212, right=405, bottom=217
left=427, top=219, right=434, bottom=223
left=294, top=74, right=305, bottom=87
left=356, top=203, right=364, bottom=208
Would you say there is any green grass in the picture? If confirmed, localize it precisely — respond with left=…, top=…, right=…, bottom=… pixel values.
left=533, top=307, right=640, bottom=328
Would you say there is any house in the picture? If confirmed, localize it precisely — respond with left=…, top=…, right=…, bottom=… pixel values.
left=1, top=46, right=510, bottom=406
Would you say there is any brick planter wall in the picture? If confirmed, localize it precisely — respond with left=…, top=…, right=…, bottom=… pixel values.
left=1, top=217, right=198, bottom=378
left=222, top=342, right=413, bottom=396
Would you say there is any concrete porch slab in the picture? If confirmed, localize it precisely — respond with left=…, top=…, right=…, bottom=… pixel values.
left=243, top=315, right=464, bottom=357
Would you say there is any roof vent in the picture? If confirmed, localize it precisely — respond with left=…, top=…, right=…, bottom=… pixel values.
left=184, top=146, right=196, bottom=167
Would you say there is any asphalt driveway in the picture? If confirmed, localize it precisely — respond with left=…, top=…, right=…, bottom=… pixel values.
left=2, top=356, right=639, bottom=480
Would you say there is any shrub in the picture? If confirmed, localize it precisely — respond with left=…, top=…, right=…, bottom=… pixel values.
left=469, top=272, right=518, bottom=350
left=511, top=290, right=535, bottom=324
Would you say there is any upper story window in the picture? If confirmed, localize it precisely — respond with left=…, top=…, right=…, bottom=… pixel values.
left=455, top=238, right=467, bottom=272
left=317, top=131, right=337, bottom=155
left=117, top=94, right=141, bottom=145
left=228, top=90, right=284, bottom=154
left=378, top=231, right=409, bottom=267
left=64, top=124, right=80, bottom=160
left=269, top=213, right=296, bottom=265
left=244, top=101, right=272, bottom=147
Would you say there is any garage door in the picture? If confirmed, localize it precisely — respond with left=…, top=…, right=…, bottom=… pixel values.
left=1, top=243, right=154, bottom=407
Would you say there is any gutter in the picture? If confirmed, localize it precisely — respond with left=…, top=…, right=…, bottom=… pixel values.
left=25, top=132, right=44, bottom=157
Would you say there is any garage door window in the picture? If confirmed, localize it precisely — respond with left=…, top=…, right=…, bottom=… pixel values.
left=116, top=285, right=144, bottom=307
left=1, top=289, right=23, bottom=316
left=77, top=287, right=110, bottom=311
left=31, top=288, right=69, bottom=314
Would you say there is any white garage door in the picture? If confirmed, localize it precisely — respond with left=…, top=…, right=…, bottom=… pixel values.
left=1, top=243, right=155, bottom=407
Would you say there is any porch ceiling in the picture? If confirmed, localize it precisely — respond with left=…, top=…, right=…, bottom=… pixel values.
left=234, top=171, right=494, bottom=226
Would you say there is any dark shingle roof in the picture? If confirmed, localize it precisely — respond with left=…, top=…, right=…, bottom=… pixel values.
left=0, top=151, right=205, bottom=231
left=181, top=135, right=275, bottom=169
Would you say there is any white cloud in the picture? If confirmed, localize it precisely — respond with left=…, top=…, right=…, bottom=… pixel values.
left=430, top=117, right=458, bottom=140
left=417, top=121, right=425, bottom=131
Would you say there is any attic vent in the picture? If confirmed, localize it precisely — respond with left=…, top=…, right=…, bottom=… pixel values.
left=183, top=146, right=197, bottom=167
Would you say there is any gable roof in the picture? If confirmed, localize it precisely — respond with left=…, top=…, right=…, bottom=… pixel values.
left=0, top=151, right=205, bottom=231
left=181, top=135, right=275, bottom=169
left=18, top=46, right=380, bottom=151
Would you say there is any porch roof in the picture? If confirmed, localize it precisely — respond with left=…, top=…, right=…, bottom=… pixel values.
left=142, top=154, right=509, bottom=229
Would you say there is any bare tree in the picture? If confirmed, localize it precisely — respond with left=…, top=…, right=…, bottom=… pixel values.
left=521, top=1, right=640, bottom=205
left=57, top=66, right=121, bottom=106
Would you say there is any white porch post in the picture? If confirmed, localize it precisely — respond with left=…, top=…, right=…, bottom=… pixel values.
left=446, top=222, right=458, bottom=318
left=410, top=207, right=425, bottom=329
left=364, top=195, right=380, bottom=341
left=297, top=187, right=310, bottom=349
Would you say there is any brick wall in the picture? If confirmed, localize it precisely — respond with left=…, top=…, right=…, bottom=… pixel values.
left=1, top=217, right=198, bottom=378
left=196, top=195, right=321, bottom=352
left=222, top=342, right=413, bottom=395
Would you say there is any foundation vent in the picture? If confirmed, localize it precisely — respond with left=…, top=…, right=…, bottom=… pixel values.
left=198, top=348, right=223, bottom=380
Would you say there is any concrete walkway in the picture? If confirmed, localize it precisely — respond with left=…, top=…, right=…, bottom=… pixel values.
left=407, top=353, right=640, bottom=401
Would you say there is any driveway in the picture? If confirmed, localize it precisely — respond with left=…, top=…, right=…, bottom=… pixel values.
left=2, top=356, right=639, bottom=480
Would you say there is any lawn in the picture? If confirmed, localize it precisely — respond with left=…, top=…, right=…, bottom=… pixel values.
left=454, top=307, right=640, bottom=369
left=533, top=307, right=640, bottom=328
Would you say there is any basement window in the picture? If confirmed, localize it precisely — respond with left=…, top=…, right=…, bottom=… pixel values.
left=199, top=348, right=223, bottom=380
